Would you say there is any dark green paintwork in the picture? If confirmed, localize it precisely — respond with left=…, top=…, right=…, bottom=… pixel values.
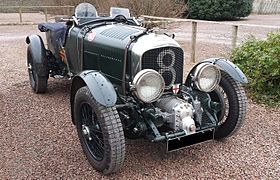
left=65, top=23, right=144, bottom=88
left=65, top=27, right=83, bottom=73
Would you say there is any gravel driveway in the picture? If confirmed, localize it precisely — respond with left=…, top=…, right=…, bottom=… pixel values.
left=0, top=15, right=279, bottom=179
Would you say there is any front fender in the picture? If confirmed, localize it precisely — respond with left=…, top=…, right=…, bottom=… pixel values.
left=201, top=58, right=248, bottom=83
left=72, top=70, right=117, bottom=106
left=70, top=70, right=117, bottom=121
left=185, top=58, right=248, bottom=85
left=70, top=70, right=117, bottom=124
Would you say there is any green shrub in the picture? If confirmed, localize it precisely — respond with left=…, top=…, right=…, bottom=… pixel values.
left=231, top=31, right=280, bottom=106
left=185, top=0, right=253, bottom=20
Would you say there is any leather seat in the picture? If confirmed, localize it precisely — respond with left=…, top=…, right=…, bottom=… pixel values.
left=38, top=23, right=67, bottom=60
left=38, top=23, right=67, bottom=45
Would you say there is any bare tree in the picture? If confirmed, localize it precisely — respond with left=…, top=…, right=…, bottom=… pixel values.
left=58, top=0, right=185, bottom=17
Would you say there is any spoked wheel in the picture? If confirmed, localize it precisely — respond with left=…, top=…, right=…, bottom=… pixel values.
left=210, top=71, right=247, bottom=139
left=27, top=45, right=48, bottom=93
left=80, top=103, right=105, bottom=161
left=74, top=86, right=125, bottom=174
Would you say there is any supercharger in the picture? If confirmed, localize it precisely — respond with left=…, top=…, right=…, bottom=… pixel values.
left=155, top=97, right=196, bottom=134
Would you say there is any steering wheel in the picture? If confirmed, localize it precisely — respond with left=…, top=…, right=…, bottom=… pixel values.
left=114, top=15, right=127, bottom=23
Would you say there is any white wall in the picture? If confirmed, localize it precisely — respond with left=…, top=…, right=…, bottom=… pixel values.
left=253, top=0, right=280, bottom=14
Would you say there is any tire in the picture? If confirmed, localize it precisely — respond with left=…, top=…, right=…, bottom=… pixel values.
left=74, top=86, right=125, bottom=174
left=27, top=45, right=48, bottom=93
left=211, top=71, right=247, bottom=139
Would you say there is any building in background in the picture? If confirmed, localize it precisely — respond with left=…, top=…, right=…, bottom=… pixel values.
left=253, top=0, right=280, bottom=14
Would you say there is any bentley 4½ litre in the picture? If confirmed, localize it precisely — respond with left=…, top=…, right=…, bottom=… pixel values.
left=26, top=3, right=247, bottom=174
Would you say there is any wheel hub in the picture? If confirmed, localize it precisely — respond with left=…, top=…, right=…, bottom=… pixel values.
left=82, top=125, right=92, bottom=140
left=28, top=63, right=32, bottom=70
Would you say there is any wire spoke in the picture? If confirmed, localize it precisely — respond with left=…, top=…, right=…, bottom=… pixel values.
left=90, top=134, right=104, bottom=151
left=80, top=103, right=104, bottom=160
left=89, top=127, right=102, bottom=134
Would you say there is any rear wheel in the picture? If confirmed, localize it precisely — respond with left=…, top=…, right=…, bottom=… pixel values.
left=74, top=86, right=125, bottom=174
left=211, top=71, right=247, bottom=139
left=27, top=45, right=48, bottom=93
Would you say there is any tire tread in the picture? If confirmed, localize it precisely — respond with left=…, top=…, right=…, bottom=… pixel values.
left=215, top=72, right=247, bottom=139
left=74, top=86, right=125, bottom=174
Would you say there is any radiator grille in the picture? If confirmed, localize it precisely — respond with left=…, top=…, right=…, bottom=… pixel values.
left=141, top=47, right=184, bottom=89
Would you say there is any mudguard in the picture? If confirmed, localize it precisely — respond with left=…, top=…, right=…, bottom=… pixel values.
left=26, top=35, right=49, bottom=77
left=70, top=70, right=117, bottom=124
left=71, top=70, right=117, bottom=107
left=202, top=58, right=248, bottom=83
left=186, top=58, right=248, bottom=84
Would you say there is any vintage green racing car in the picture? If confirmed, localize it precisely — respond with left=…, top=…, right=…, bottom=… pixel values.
left=26, top=3, right=248, bottom=174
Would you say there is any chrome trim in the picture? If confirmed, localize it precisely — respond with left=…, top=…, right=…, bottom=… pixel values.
left=132, top=69, right=165, bottom=103
left=193, top=63, right=221, bottom=92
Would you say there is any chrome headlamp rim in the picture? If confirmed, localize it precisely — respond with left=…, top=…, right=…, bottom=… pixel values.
left=193, top=63, right=221, bottom=92
left=132, top=69, right=165, bottom=103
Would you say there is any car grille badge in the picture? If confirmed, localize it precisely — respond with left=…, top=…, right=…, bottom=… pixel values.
left=87, top=31, right=96, bottom=42
left=172, top=84, right=180, bottom=94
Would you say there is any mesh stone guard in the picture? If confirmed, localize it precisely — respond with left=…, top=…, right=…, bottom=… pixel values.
left=141, top=47, right=184, bottom=89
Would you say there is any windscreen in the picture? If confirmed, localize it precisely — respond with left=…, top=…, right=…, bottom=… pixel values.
left=110, top=7, right=130, bottom=18
left=75, top=3, right=98, bottom=18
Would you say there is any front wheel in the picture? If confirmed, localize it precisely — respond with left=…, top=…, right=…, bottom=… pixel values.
left=74, top=86, right=125, bottom=174
left=210, top=71, right=247, bottom=139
